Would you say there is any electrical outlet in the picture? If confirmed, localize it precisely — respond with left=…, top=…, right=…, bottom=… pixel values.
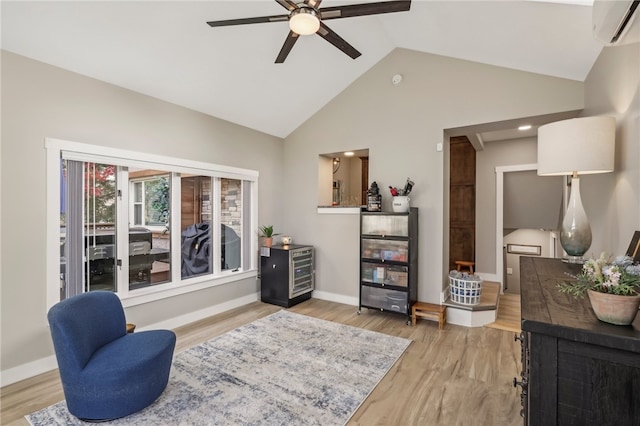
left=507, top=267, right=513, bottom=275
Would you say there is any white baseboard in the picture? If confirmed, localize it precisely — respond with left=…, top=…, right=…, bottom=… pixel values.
left=136, top=293, right=259, bottom=332
left=0, top=355, right=59, bottom=388
left=0, top=292, right=260, bottom=388
left=313, top=290, right=497, bottom=328
left=446, top=306, right=497, bottom=327
left=476, top=272, right=500, bottom=284
left=312, top=290, right=358, bottom=307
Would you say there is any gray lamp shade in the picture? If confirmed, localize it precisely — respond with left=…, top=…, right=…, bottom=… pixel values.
left=537, top=116, right=616, bottom=176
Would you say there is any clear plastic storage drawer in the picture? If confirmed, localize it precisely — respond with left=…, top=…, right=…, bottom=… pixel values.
left=361, top=214, right=408, bottom=237
left=361, top=286, right=408, bottom=312
left=361, top=262, right=408, bottom=287
left=361, top=239, right=408, bottom=262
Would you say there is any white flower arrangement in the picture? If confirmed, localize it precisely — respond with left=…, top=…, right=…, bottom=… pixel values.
left=558, top=253, right=640, bottom=298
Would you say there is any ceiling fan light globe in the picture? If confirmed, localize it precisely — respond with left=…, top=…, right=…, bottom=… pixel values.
left=289, top=9, right=320, bottom=35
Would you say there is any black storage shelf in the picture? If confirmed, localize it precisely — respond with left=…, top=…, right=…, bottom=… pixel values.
left=358, top=208, right=418, bottom=325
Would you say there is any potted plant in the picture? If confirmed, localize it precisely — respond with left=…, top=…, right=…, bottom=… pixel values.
left=558, top=253, right=640, bottom=325
left=259, top=225, right=279, bottom=248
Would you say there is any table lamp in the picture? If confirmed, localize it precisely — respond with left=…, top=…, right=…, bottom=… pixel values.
left=537, top=116, right=615, bottom=263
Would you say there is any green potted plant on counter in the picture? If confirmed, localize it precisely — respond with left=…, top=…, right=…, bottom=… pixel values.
left=558, top=253, right=640, bottom=325
left=259, top=225, right=279, bottom=248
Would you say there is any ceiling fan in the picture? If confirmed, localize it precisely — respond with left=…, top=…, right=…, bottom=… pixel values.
left=207, top=0, right=411, bottom=63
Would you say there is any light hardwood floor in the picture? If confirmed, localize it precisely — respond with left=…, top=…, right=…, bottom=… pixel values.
left=485, top=294, right=522, bottom=334
left=1, top=299, right=523, bottom=425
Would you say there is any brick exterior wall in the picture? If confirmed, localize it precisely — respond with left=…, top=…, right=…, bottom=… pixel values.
left=220, top=178, right=242, bottom=237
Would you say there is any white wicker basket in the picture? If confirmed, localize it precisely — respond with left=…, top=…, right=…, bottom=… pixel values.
left=449, top=276, right=483, bottom=306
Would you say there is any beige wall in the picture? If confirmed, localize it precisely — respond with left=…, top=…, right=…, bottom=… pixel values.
left=0, top=51, right=284, bottom=375
left=503, top=170, right=563, bottom=231
left=282, top=48, right=584, bottom=303
left=582, top=42, right=640, bottom=256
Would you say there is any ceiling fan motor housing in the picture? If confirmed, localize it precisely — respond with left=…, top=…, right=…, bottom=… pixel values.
left=289, top=6, right=320, bottom=35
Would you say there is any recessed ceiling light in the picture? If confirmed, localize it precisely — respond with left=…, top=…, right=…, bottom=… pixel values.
left=519, top=125, right=532, bottom=131
left=344, top=151, right=354, bottom=156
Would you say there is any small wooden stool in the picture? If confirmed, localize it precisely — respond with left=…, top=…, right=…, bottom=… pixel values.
left=412, top=302, right=447, bottom=329
left=455, top=260, right=475, bottom=273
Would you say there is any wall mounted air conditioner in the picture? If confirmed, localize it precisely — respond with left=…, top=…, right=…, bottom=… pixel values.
left=592, top=0, right=639, bottom=44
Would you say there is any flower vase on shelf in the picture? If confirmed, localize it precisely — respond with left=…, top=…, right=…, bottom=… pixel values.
left=557, top=253, right=640, bottom=326
left=587, top=290, right=640, bottom=325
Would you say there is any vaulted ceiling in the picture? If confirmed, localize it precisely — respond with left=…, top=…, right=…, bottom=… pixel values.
left=2, top=1, right=605, bottom=138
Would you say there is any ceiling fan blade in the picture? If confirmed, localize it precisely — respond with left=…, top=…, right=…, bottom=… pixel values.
left=275, top=0, right=298, bottom=11
left=316, top=22, right=361, bottom=60
left=306, top=0, right=323, bottom=8
left=275, top=31, right=300, bottom=63
left=207, top=14, right=289, bottom=27
left=320, top=0, right=411, bottom=20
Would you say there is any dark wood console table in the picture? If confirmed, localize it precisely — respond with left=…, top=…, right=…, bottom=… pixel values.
left=518, top=257, right=640, bottom=425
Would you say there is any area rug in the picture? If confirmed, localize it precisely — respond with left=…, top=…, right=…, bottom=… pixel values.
left=27, top=310, right=411, bottom=425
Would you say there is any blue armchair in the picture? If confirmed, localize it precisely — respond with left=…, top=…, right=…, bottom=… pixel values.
left=47, top=291, right=176, bottom=421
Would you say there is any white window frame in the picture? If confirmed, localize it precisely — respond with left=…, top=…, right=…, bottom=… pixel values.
left=46, top=137, right=259, bottom=310
left=129, top=175, right=171, bottom=233
left=131, top=180, right=144, bottom=226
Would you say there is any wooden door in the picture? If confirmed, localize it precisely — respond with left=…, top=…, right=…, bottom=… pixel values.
left=181, top=176, right=202, bottom=231
left=449, top=137, right=476, bottom=272
left=360, top=157, right=369, bottom=205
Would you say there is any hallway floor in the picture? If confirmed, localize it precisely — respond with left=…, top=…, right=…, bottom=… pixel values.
left=485, top=293, right=521, bottom=333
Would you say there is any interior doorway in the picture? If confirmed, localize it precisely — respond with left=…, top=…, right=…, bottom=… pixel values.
left=503, top=229, right=556, bottom=294
left=496, top=164, right=563, bottom=292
